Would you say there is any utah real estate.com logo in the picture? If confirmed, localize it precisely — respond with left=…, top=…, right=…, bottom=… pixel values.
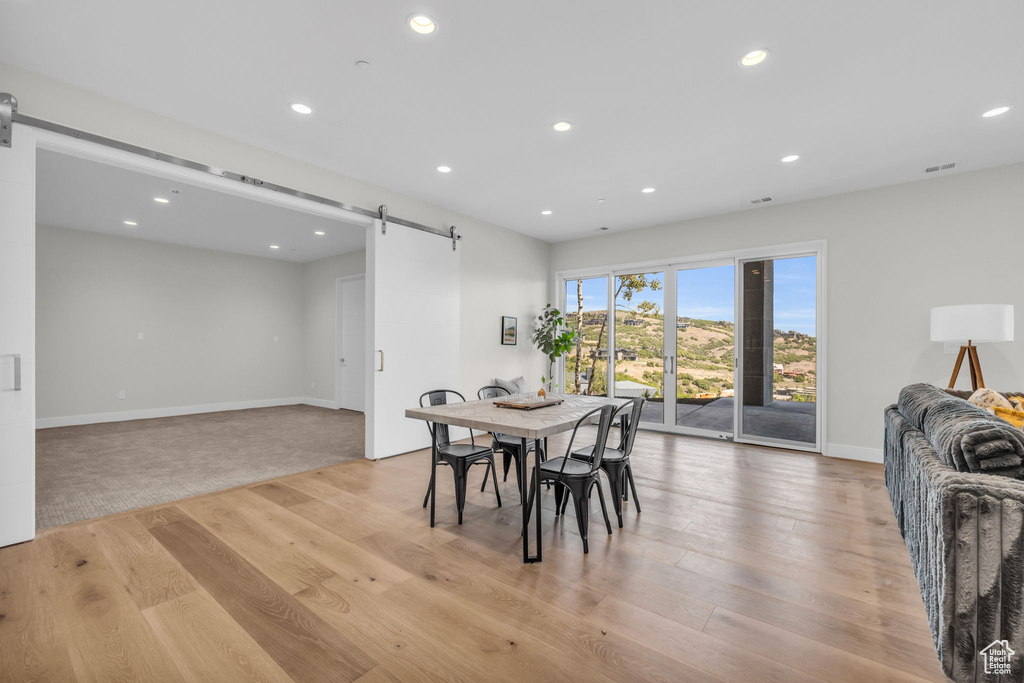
left=981, top=640, right=1015, bottom=676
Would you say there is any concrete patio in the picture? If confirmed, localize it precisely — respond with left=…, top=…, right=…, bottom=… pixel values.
left=639, top=396, right=816, bottom=444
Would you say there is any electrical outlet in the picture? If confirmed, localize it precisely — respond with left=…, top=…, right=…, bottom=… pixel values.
left=118, top=390, right=126, bottom=400
left=310, top=382, right=315, bottom=389
left=274, top=336, right=279, bottom=342
left=137, top=332, right=144, bottom=340
left=944, top=342, right=960, bottom=355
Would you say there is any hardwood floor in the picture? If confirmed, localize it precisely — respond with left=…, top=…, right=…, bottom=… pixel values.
left=0, top=431, right=945, bottom=682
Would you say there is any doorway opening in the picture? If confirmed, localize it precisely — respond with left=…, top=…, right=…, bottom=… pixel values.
left=33, top=144, right=370, bottom=529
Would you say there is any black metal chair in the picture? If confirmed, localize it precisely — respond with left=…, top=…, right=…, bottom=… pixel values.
left=564, top=397, right=644, bottom=528
left=477, top=385, right=540, bottom=499
left=419, top=389, right=501, bottom=526
left=525, top=403, right=617, bottom=554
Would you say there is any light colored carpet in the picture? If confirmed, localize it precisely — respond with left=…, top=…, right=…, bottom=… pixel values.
left=35, top=404, right=365, bottom=530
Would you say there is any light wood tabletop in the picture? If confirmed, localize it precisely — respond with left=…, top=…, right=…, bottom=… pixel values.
left=405, top=394, right=629, bottom=440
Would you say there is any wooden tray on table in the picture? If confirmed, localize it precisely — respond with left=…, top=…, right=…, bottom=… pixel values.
left=493, top=397, right=565, bottom=410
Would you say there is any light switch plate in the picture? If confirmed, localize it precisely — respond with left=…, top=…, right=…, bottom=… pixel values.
left=137, top=332, right=144, bottom=340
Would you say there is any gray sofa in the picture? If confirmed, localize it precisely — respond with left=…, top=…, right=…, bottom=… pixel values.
left=885, top=384, right=1024, bottom=681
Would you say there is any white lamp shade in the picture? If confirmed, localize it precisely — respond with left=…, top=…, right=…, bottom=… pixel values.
left=930, top=304, right=1014, bottom=343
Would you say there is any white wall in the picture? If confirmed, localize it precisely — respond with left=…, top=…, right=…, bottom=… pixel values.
left=461, top=226, right=552, bottom=394
left=6, top=62, right=551, bottom=407
left=303, top=251, right=365, bottom=404
left=36, top=225, right=306, bottom=421
left=551, top=162, right=1024, bottom=460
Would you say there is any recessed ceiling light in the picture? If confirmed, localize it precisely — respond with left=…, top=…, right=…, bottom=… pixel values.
left=597, top=198, right=606, bottom=203
left=270, top=245, right=280, bottom=249
left=290, top=103, right=313, bottom=115
left=982, top=106, right=1011, bottom=118
left=153, top=197, right=169, bottom=203
left=781, top=154, right=800, bottom=163
left=552, top=121, right=573, bottom=132
left=740, top=49, right=769, bottom=67
left=355, top=60, right=372, bottom=69
left=123, top=221, right=137, bottom=226
left=541, top=210, right=552, bottom=215
left=314, top=231, right=325, bottom=236
left=409, top=14, right=437, bottom=34
left=641, top=187, right=656, bottom=193
left=437, top=165, right=452, bottom=173
left=599, top=227, right=609, bottom=231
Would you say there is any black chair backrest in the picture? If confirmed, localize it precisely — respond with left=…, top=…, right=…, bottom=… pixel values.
left=478, top=385, right=510, bottom=401
left=560, top=403, right=617, bottom=475
left=419, top=389, right=468, bottom=449
left=616, top=397, right=646, bottom=456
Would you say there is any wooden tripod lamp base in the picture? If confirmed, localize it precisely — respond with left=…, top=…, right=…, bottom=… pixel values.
left=932, top=304, right=1014, bottom=392
left=947, top=341, right=985, bottom=391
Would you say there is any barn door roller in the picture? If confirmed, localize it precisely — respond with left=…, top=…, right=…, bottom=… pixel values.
left=0, top=93, right=16, bottom=148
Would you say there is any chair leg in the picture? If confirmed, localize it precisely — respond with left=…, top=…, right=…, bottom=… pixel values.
left=571, top=484, right=591, bottom=554
left=489, top=457, right=502, bottom=508
left=480, top=460, right=490, bottom=492
left=559, top=488, right=570, bottom=516
left=453, top=461, right=468, bottom=525
left=595, top=479, right=613, bottom=535
left=554, top=482, right=564, bottom=516
left=509, top=448, right=523, bottom=501
left=523, top=472, right=536, bottom=528
left=626, top=464, right=641, bottom=513
left=422, top=479, right=432, bottom=508
left=503, top=451, right=512, bottom=482
left=603, top=464, right=624, bottom=528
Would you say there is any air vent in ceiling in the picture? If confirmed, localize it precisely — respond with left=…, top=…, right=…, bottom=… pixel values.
left=750, top=196, right=773, bottom=205
left=925, top=162, right=956, bottom=173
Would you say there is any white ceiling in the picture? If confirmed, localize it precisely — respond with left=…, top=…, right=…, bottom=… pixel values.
left=36, top=150, right=366, bottom=263
left=4, top=1, right=1023, bottom=242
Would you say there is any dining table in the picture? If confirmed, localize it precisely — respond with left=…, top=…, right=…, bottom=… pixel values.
left=405, top=393, right=628, bottom=563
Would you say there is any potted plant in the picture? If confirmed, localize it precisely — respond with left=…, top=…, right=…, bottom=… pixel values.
left=532, top=304, right=577, bottom=393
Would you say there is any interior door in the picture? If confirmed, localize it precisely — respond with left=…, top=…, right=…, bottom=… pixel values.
left=0, top=123, right=36, bottom=547
left=366, top=220, right=460, bottom=459
left=336, top=276, right=366, bottom=412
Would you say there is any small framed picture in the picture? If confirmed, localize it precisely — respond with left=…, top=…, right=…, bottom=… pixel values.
left=501, top=316, right=517, bottom=345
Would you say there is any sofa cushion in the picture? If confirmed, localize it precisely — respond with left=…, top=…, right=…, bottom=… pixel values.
left=923, top=402, right=1024, bottom=476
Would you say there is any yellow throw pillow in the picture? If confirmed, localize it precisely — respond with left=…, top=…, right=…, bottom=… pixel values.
left=992, top=406, right=1024, bottom=429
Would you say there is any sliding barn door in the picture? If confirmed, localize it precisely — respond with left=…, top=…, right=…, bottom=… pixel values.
left=366, top=220, right=460, bottom=459
left=0, top=122, right=36, bottom=546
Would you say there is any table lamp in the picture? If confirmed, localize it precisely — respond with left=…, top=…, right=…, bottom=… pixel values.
left=930, top=304, right=1014, bottom=390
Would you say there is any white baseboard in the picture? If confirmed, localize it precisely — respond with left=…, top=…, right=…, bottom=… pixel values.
left=825, top=443, right=883, bottom=464
left=301, top=397, right=339, bottom=410
left=37, top=397, right=306, bottom=429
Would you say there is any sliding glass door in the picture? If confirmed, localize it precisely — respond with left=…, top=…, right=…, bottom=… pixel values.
left=672, top=262, right=736, bottom=437
left=736, top=255, right=819, bottom=447
left=613, top=271, right=664, bottom=425
left=559, top=242, right=822, bottom=453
